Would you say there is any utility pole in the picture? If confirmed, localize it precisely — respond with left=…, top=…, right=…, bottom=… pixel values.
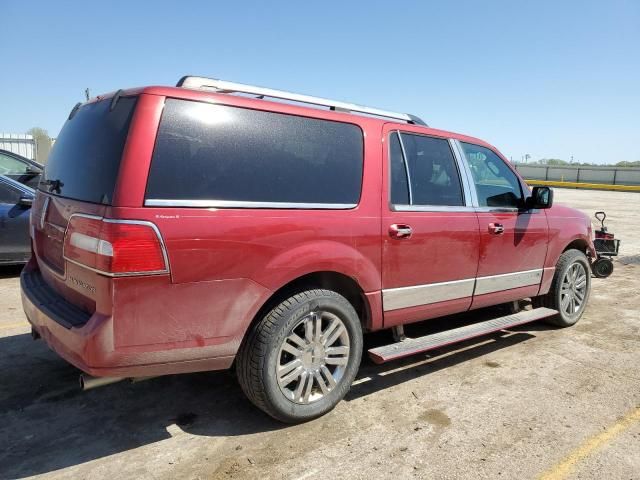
left=85, top=88, right=90, bottom=101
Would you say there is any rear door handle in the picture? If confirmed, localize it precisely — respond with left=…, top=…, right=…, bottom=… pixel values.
left=488, top=223, right=505, bottom=235
left=389, top=224, right=413, bottom=239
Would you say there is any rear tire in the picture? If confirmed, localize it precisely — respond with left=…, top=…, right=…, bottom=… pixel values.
left=236, top=289, right=363, bottom=423
left=533, top=249, right=591, bottom=327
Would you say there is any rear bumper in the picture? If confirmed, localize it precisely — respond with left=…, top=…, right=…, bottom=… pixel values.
left=21, top=265, right=236, bottom=377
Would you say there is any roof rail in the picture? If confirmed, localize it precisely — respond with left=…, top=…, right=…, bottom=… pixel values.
left=177, top=75, right=428, bottom=126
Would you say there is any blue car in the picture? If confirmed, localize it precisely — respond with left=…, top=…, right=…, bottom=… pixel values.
left=0, top=175, right=34, bottom=265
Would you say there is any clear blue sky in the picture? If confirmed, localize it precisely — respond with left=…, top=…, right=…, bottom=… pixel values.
left=2, top=0, right=638, bottom=164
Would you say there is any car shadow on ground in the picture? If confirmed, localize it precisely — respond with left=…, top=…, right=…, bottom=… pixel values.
left=0, top=306, right=551, bottom=478
left=0, top=264, right=23, bottom=279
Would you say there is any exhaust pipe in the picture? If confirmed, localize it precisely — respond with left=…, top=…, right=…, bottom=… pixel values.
left=79, top=374, right=125, bottom=391
left=79, top=374, right=158, bottom=391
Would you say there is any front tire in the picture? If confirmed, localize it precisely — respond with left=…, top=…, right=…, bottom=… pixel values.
left=534, top=249, right=591, bottom=327
left=236, top=289, right=363, bottom=423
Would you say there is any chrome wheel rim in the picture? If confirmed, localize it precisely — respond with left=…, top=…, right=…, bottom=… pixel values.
left=561, top=262, right=588, bottom=316
left=277, top=311, right=350, bottom=405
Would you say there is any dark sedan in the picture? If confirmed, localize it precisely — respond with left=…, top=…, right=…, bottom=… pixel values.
left=0, top=149, right=43, bottom=189
left=0, top=175, right=34, bottom=265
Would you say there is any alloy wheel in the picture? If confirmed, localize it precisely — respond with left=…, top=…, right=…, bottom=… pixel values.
left=560, top=262, right=588, bottom=316
left=277, top=311, right=350, bottom=404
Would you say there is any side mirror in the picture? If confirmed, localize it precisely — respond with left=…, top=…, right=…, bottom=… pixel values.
left=526, top=186, right=553, bottom=209
left=18, top=195, right=34, bottom=208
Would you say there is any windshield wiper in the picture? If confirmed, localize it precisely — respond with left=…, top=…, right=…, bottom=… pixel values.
left=40, top=179, right=64, bottom=194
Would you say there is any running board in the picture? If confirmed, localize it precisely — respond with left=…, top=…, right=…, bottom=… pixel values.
left=368, top=307, right=557, bottom=364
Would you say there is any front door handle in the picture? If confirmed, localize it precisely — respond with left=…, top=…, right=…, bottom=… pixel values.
left=389, top=224, right=413, bottom=239
left=488, top=223, right=505, bottom=235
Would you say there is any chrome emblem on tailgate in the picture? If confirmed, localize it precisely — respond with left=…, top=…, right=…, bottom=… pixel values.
left=68, top=275, right=96, bottom=294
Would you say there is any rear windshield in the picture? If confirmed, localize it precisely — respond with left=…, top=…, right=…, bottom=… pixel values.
left=40, top=96, right=137, bottom=204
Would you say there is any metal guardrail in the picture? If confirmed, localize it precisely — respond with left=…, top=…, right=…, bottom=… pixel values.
left=514, top=164, right=640, bottom=186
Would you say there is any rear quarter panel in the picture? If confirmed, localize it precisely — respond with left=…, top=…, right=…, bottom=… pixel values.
left=110, top=94, right=384, bottom=352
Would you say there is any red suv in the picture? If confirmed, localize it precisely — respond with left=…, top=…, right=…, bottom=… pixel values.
left=22, top=76, right=596, bottom=422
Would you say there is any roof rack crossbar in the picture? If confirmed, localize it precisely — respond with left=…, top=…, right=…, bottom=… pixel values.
left=177, top=76, right=427, bottom=126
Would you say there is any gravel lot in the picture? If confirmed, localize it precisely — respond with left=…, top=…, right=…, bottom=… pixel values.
left=0, top=188, right=638, bottom=480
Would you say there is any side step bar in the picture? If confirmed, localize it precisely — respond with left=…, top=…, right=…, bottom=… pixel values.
left=368, top=307, right=557, bottom=364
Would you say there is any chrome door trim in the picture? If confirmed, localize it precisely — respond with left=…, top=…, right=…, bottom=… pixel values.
left=382, top=278, right=475, bottom=311
left=474, top=207, right=519, bottom=213
left=396, top=132, right=413, bottom=204
left=144, top=199, right=357, bottom=209
left=452, top=139, right=480, bottom=207
left=448, top=138, right=474, bottom=208
left=474, top=268, right=543, bottom=295
left=390, top=204, right=477, bottom=213
left=382, top=268, right=545, bottom=311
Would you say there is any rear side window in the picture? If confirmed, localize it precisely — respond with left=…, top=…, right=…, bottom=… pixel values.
left=146, top=99, right=364, bottom=207
left=390, top=132, right=464, bottom=207
left=41, top=97, right=137, bottom=204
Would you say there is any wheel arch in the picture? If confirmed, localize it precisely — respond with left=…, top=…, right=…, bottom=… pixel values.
left=563, top=238, right=591, bottom=256
left=251, top=271, right=371, bottom=332
left=234, top=270, right=373, bottom=370
left=539, top=236, right=593, bottom=297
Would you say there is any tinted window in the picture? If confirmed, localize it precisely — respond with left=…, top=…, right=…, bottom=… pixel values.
left=146, top=99, right=364, bottom=206
left=460, top=142, right=522, bottom=208
left=390, top=132, right=464, bottom=206
left=389, top=132, right=409, bottom=205
left=0, top=153, right=29, bottom=175
left=41, top=97, right=137, bottom=204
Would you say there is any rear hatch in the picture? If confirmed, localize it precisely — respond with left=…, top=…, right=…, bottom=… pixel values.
left=30, top=95, right=138, bottom=319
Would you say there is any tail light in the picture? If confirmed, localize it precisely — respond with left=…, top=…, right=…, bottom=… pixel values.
left=63, top=214, right=168, bottom=276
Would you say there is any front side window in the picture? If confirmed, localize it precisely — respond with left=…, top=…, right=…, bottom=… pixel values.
left=0, top=153, right=29, bottom=175
left=460, top=142, right=522, bottom=208
left=146, top=99, right=364, bottom=206
left=389, top=132, right=464, bottom=207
